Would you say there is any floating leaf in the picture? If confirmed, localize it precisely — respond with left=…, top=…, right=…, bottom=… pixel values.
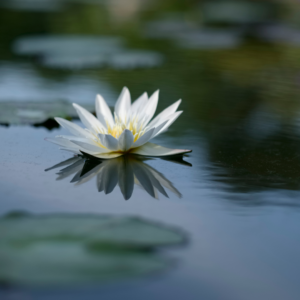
left=0, top=100, right=94, bottom=125
left=0, top=0, right=62, bottom=12
left=145, top=19, right=242, bottom=50
left=175, top=29, right=242, bottom=50
left=13, top=35, right=163, bottom=70
left=109, top=51, right=164, bottom=70
left=202, top=1, right=274, bottom=25
left=0, top=213, right=186, bottom=287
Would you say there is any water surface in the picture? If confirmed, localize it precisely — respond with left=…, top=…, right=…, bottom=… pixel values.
left=1, top=1, right=300, bottom=300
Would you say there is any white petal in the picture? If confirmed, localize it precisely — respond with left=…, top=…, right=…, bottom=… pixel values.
left=73, top=103, right=105, bottom=134
left=142, top=90, right=159, bottom=126
left=95, top=94, right=114, bottom=129
left=130, top=142, right=192, bottom=157
left=60, top=147, right=81, bottom=154
left=45, top=137, right=80, bottom=150
left=118, top=129, right=134, bottom=151
left=130, top=92, right=148, bottom=116
left=152, top=111, right=183, bottom=138
left=55, top=117, right=94, bottom=139
left=148, top=99, right=181, bottom=128
left=70, top=140, right=104, bottom=153
left=98, top=134, right=106, bottom=147
left=132, top=127, right=155, bottom=148
left=115, top=87, right=131, bottom=123
left=98, top=134, right=119, bottom=151
left=56, top=135, right=97, bottom=144
left=87, top=152, right=124, bottom=159
left=151, top=120, right=168, bottom=138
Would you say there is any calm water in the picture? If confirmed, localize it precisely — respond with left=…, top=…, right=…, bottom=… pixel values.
left=1, top=1, right=300, bottom=300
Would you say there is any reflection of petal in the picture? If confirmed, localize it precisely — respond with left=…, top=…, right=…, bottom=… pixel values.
left=73, top=162, right=104, bottom=185
left=134, top=159, right=168, bottom=198
left=97, top=166, right=106, bottom=192
left=45, top=156, right=81, bottom=171
left=132, top=162, right=155, bottom=198
left=145, top=164, right=182, bottom=198
left=131, top=142, right=192, bottom=157
left=46, top=153, right=188, bottom=200
left=102, top=160, right=119, bottom=194
left=118, top=157, right=134, bottom=200
left=56, top=159, right=86, bottom=181
left=70, top=169, right=85, bottom=183
left=161, top=156, right=192, bottom=167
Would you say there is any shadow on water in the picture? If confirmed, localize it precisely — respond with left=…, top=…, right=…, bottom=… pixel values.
left=46, top=154, right=191, bottom=200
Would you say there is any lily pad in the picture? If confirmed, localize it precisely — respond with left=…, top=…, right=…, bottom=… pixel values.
left=0, top=0, right=62, bottom=12
left=145, top=19, right=242, bottom=50
left=0, top=0, right=106, bottom=11
left=0, top=213, right=186, bottom=287
left=175, top=29, right=242, bottom=50
left=256, top=24, right=300, bottom=46
left=13, top=36, right=124, bottom=57
left=0, top=100, right=94, bottom=125
left=13, top=35, right=124, bottom=70
left=202, top=1, right=274, bottom=25
left=109, top=51, right=164, bottom=70
left=145, top=19, right=197, bottom=40
left=13, top=35, right=164, bottom=70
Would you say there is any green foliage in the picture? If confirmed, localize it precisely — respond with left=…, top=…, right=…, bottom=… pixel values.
left=0, top=213, right=186, bottom=287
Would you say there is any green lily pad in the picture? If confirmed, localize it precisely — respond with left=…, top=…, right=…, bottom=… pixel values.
left=12, top=35, right=163, bottom=70
left=0, top=100, right=94, bottom=125
left=175, top=29, right=242, bottom=50
left=0, top=0, right=62, bottom=12
left=0, top=213, right=186, bottom=287
left=202, top=1, right=274, bottom=25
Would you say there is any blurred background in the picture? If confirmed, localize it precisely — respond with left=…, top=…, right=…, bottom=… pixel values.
left=2, top=1, right=300, bottom=300
left=2, top=0, right=300, bottom=193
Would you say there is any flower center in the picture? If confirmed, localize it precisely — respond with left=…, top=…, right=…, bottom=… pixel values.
left=110, top=123, right=125, bottom=139
left=106, top=115, right=146, bottom=142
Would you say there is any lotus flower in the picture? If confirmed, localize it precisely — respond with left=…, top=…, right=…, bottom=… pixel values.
left=46, top=87, right=192, bottom=159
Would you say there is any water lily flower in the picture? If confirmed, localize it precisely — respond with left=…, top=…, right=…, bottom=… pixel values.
left=46, top=87, right=192, bottom=159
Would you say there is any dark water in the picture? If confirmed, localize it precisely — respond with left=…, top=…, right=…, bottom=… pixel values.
left=1, top=1, right=300, bottom=300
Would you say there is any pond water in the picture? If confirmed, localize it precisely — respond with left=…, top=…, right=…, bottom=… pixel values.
left=1, top=1, right=300, bottom=300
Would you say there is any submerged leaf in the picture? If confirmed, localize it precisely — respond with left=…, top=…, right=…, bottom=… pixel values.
left=0, top=213, right=186, bottom=287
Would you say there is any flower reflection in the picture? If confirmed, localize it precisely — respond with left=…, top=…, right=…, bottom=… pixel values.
left=46, top=154, right=191, bottom=200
